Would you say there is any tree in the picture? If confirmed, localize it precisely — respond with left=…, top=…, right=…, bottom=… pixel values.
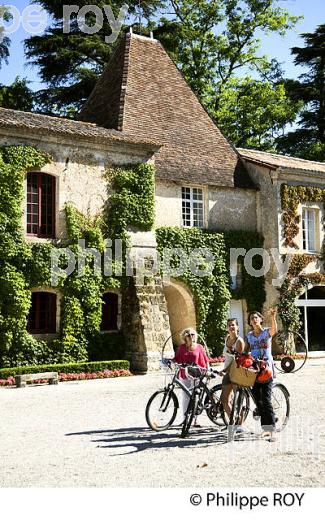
left=25, top=0, right=300, bottom=120
left=24, top=1, right=164, bottom=116
left=0, top=77, right=34, bottom=111
left=215, top=78, right=302, bottom=149
left=0, top=5, right=12, bottom=68
left=276, top=24, right=325, bottom=161
left=154, top=0, right=300, bottom=112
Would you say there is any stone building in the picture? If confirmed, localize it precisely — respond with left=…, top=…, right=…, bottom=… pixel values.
left=1, top=32, right=324, bottom=371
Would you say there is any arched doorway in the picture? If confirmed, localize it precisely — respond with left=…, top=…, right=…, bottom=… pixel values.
left=297, top=286, right=325, bottom=351
left=163, top=280, right=196, bottom=348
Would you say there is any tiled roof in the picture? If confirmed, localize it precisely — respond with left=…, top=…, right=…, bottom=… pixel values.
left=0, top=107, right=160, bottom=149
left=79, top=33, right=254, bottom=189
left=238, top=148, right=325, bottom=174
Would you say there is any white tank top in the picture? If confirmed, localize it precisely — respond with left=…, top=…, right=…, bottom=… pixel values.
left=223, top=336, right=240, bottom=370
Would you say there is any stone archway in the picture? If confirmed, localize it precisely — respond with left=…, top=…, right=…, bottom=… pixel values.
left=163, top=280, right=196, bottom=347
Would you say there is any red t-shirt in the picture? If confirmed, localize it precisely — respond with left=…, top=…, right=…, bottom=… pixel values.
left=174, top=344, right=209, bottom=379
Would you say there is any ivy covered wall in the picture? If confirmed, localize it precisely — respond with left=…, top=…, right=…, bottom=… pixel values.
left=0, top=144, right=266, bottom=365
left=278, top=183, right=325, bottom=330
left=156, top=227, right=265, bottom=353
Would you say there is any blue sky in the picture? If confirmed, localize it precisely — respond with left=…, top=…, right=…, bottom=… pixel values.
left=0, top=0, right=324, bottom=90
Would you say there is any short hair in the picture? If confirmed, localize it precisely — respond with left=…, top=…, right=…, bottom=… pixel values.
left=247, top=311, right=264, bottom=326
left=181, top=328, right=197, bottom=340
left=227, top=318, right=239, bottom=326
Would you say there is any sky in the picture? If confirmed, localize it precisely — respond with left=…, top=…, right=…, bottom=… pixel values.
left=0, top=0, right=324, bottom=90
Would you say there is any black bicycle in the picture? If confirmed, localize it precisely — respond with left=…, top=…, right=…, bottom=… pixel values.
left=227, top=381, right=290, bottom=442
left=145, top=360, right=226, bottom=432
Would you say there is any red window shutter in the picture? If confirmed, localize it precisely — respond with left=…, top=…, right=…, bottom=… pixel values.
left=27, top=173, right=55, bottom=238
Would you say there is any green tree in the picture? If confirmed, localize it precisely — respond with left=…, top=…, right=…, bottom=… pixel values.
left=277, top=24, right=325, bottom=161
left=155, top=1, right=300, bottom=110
left=25, top=1, right=163, bottom=116
left=0, top=5, right=11, bottom=68
left=25, top=0, right=300, bottom=120
left=215, top=77, right=302, bottom=149
left=0, top=77, right=34, bottom=111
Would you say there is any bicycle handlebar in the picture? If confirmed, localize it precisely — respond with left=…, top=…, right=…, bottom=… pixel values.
left=161, top=359, right=221, bottom=379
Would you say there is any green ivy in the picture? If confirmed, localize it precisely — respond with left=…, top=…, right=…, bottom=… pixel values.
left=156, top=227, right=265, bottom=355
left=279, top=183, right=325, bottom=329
left=104, top=163, right=155, bottom=237
left=0, top=145, right=127, bottom=368
left=0, top=146, right=52, bottom=367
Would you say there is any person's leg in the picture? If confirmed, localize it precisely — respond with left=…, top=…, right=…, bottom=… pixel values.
left=180, top=377, right=193, bottom=423
left=221, top=384, right=233, bottom=418
left=260, top=380, right=276, bottom=435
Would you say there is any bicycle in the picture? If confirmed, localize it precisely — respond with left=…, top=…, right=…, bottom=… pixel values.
left=272, top=330, right=308, bottom=373
left=227, top=381, right=290, bottom=442
left=145, top=360, right=226, bottom=432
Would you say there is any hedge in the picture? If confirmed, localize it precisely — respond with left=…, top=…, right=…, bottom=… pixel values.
left=0, top=360, right=130, bottom=379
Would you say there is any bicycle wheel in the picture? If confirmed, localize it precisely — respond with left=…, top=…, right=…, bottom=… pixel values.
left=272, top=383, right=290, bottom=432
left=145, top=389, right=178, bottom=431
left=272, top=330, right=308, bottom=373
left=205, top=384, right=227, bottom=427
left=181, top=393, right=198, bottom=438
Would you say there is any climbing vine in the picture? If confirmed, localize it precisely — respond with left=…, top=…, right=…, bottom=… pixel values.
left=156, top=227, right=265, bottom=355
left=0, top=146, right=53, bottom=367
left=281, top=184, right=325, bottom=249
left=278, top=183, right=325, bottom=329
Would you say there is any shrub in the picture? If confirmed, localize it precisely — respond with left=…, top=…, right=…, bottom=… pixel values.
left=0, top=360, right=130, bottom=379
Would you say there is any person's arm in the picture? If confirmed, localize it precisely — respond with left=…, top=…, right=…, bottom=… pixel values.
left=244, top=337, right=250, bottom=354
left=174, top=345, right=183, bottom=363
left=269, top=307, right=278, bottom=337
left=236, top=337, right=245, bottom=354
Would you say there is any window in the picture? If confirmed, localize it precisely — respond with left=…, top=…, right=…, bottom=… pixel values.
left=302, top=208, right=318, bottom=251
left=182, top=187, right=204, bottom=228
left=100, top=292, right=119, bottom=331
left=27, top=292, right=57, bottom=334
left=27, top=172, right=55, bottom=237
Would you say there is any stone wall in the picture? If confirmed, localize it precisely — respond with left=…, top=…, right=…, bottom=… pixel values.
left=123, top=276, right=173, bottom=373
left=0, top=132, right=153, bottom=241
left=155, top=180, right=257, bottom=231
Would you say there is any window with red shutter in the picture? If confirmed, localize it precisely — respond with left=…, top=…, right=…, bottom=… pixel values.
left=100, top=292, right=119, bottom=331
left=27, top=292, right=57, bottom=334
left=27, top=172, right=55, bottom=238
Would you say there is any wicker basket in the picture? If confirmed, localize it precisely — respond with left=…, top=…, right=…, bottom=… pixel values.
left=229, top=360, right=257, bottom=387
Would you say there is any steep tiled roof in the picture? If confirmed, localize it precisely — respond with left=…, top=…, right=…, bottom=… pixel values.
left=80, top=33, right=253, bottom=188
left=0, top=107, right=160, bottom=149
left=238, top=148, right=325, bottom=174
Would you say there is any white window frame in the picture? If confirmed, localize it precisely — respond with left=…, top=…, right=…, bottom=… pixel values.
left=302, top=207, right=319, bottom=252
left=182, top=187, right=204, bottom=228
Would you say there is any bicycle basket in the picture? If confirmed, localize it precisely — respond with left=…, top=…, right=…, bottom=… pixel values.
left=229, top=360, right=257, bottom=387
left=186, top=366, right=204, bottom=379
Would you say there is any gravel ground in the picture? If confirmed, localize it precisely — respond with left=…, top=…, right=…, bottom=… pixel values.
left=1, top=359, right=325, bottom=488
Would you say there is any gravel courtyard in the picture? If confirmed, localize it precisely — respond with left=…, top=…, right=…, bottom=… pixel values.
left=1, top=359, right=325, bottom=487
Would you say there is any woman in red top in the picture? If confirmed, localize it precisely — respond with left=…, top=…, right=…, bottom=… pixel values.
left=174, top=328, right=209, bottom=427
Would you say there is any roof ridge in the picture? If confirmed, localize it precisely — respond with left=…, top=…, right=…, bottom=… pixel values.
left=117, top=33, right=131, bottom=131
left=238, top=147, right=325, bottom=167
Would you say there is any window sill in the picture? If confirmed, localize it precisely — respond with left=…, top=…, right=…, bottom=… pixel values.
left=29, top=333, right=58, bottom=340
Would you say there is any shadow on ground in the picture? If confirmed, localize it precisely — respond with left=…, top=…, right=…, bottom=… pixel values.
left=65, top=426, right=259, bottom=455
